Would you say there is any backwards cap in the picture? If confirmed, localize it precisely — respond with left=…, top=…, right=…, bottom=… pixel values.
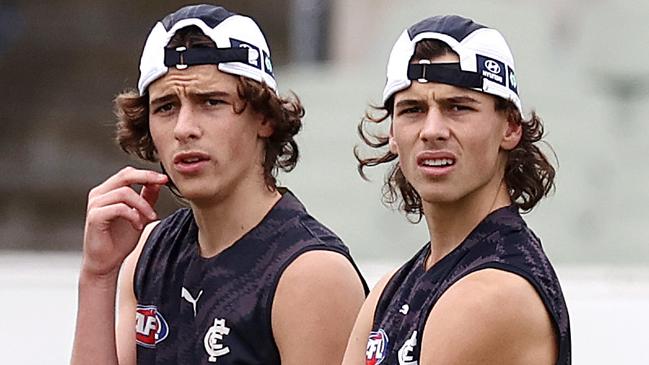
left=138, top=4, right=276, bottom=95
left=383, top=15, right=522, bottom=113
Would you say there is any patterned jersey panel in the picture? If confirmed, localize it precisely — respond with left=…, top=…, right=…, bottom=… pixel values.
left=368, top=206, right=571, bottom=365
left=133, top=191, right=367, bottom=364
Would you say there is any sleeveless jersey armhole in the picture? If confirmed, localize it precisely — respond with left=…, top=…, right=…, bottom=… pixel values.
left=132, top=221, right=162, bottom=301
left=415, top=262, right=567, bottom=363
left=462, top=262, right=568, bottom=361
left=371, top=244, right=427, bottom=327
left=372, top=268, right=402, bottom=326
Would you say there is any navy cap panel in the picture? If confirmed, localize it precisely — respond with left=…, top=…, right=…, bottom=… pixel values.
left=139, top=5, right=278, bottom=94
left=407, top=15, right=486, bottom=42
left=161, top=4, right=235, bottom=30
left=384, top=14, right=522, bottom=113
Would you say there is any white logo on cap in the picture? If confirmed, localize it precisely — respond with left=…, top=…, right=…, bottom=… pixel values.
left=239, top=44, right=260, bottom=65
left=484, top=60, right=501, bottom=74
left=509, top=72, right=517, bottom=88
left=264, top=56, right=273, bottom=72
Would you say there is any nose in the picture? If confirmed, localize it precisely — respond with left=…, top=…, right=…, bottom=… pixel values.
left=173, top=104, right=202, bottom=142
left=419, top=107, right=450, bottom=142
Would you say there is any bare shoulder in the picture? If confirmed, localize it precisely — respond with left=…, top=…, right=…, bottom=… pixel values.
left=116, top=220, right=160, bottom=365
left=271, top=249, right=366, bottom=321
left=359, top=268, right=399, bottom=325
left=117, top=219, right=159, bottom=309
left=341, top=268, right=398, bottom=365
left=279, top=249, right=362, bottom=283
left=120, top=220, right=160, bottom=288
left=421, top=269, right=557, bottom=365
left=272, top=250, right=366, bottom=365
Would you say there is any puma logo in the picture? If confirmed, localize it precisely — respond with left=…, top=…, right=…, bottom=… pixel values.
left=399, top=304, right=409, bottom=315
left=181, top=287, right=203, bottom=317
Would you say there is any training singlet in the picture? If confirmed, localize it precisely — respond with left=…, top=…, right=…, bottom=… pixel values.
left=366, top=205, right=571, bottom=365
left=133, top=190, right=368, bottom=364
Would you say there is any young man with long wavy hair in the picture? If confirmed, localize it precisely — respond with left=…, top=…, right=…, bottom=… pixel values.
left=343, top=15, right=570, bottom=365
left=71, top=4, right=367, bottom=365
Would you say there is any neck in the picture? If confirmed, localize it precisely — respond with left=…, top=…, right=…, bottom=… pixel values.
left=190, top=181, right=282, bottom=258
left=422, top=177, right=512, bottom=270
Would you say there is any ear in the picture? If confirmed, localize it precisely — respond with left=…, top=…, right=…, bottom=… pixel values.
left=258, top=116, right=274, bottom=138
left=388, top=122, right=399, bottom=155
left=500, top=118, right=522, bottom=151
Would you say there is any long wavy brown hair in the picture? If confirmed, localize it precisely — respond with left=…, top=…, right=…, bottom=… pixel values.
left=355, top=39, right=556, bottom=221
left=114, top=26, right=304, bottom=191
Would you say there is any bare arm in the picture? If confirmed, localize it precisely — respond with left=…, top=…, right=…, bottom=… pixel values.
left=271, top=250, right=366, bottom=365
left=420, top=269, right=558, bottom=365
left=71, top=167, right=167, bottom=365
left=341, top=270, right=397, bottom=365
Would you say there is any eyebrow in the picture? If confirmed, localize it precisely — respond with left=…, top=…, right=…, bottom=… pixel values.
left=149, top=94, right=175, bottom=107
left=395, top=93, right=481, bottom=108
left=192, top=90, right=233, bottom=99
left=442, top=95, right=481, bottom=104
left=149, top=90, right=234, bottom=106
left=394, top=99, right=424, bottom=109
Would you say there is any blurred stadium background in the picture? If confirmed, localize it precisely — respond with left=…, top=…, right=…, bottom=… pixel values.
left=1, top=0, right=647, bottom=363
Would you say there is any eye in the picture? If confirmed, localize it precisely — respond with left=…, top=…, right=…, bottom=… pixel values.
left=206, top=98, right=226, bottom=106
left=397, top=106, right=425, bottom=116
left=153, top=103, right=174, bottom=114
left=448, top=104, right=474, bottom=113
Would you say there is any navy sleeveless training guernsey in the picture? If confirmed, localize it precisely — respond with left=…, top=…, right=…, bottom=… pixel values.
left=366, top=205, right=571, bottom=365
left=134, top=190, right=368, bottom=364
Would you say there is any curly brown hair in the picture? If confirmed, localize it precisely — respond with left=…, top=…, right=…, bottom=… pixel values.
left=355, top=39, right=556, bottom=220
left=114, top=26, right=304, bottom=191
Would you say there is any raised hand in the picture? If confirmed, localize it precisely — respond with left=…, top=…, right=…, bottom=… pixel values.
left=82, top=166, right=168, bottom=278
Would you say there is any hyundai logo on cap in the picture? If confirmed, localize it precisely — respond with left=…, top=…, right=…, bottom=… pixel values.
left=383, top=15, right=522, bottom=114
left=485, top=59, right=501, bottom=74
left=477, top=55, right=506, bottom=86
left=138, top=4, right=277, bottom=95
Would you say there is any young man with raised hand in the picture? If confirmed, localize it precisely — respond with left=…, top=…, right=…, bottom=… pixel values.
left=71, top=4, right=367, bottom=365
left=343, top=15, right=570, bottom=365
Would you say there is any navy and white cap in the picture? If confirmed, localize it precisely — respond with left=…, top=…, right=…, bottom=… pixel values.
left=383, top=15, right=522, bottom=113
left=138, top=4, right=277, bottom=95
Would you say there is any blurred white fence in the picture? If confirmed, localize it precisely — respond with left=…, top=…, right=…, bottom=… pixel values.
left=0, top=252, right=647, bottom=364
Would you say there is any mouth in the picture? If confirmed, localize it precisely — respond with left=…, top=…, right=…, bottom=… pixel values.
left=178, top=156, right=204, bottom=164
left=416, top=152, right=457, bottom=176
left=172, top=151, right=211, bottom=174
left=419, top=158, right=455, bottom=168
left=173, top=151, right=210, bottom=163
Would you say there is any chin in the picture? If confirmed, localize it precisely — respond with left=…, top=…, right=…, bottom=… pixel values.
left=411, top=179, right=453, bottom=199
left=420, top=193, right=459, bottom=205
left=417, top=182, right=474, bottom=205
left=177, top=190, right=208, bottom=201
left=174, top=182, right=220, bottom=201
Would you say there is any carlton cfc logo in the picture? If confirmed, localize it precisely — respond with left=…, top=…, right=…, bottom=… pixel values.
left=136, top=305, right=169, bottom=348
left=366, top=329, right=389, bottom=365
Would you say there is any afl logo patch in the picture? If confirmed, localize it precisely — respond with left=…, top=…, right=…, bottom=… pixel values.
left=366, top=329, right=389, bottom=365
left=135, top=305, right=169, bottom=348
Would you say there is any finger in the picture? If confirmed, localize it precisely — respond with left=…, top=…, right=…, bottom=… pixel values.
left=140, top=183, right=163, bottom=211
left=89, top=186, right=157, bottom=221
left=88, top=203, right=147, bottom=231
left=90, top=167, right=167, bottom=197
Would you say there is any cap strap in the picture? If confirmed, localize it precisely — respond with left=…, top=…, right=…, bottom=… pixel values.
left=407, top=62, right=482, bottom=89
left=164, top=46, right=249, bottom=70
